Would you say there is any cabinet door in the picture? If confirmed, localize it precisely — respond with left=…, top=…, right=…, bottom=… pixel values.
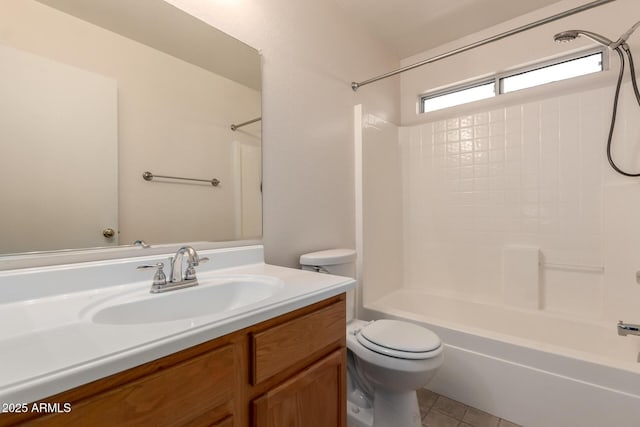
left=252, top=349, right=346, bottom=427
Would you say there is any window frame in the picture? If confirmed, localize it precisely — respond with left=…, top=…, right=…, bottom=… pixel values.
left=418, top=47, right=608, bottom=114
left=420, top=79, right=496, bottom=113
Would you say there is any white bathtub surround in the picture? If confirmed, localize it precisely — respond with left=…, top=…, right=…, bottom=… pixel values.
left=502, top=245, right=540, bottom=309
left=358, top=88, right=640, bottom=426
left=399, top=87, right=612, bottom=319
left=358, top=108, right=403, bottom=307
left=0, top=245, right=354, bottom=404
left=360, top=93, right=640, bottom=421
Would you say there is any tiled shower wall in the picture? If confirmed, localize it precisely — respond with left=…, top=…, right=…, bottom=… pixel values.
left=400, top=86, right=623, bottom=320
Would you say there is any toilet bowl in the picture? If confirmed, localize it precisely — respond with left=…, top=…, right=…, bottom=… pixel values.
left=300, top=249, right=444, bottom=427
left=346, top=319, right=443, bottom=427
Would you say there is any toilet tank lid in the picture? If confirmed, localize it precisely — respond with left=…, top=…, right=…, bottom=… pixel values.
left=299, top=249, right=356, bottom=266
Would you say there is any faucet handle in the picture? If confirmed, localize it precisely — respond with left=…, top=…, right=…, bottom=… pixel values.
left=137, top=262, right=167, bottom=286
left=133, top=239, right=151, bottom=248
left=184, top=257, right=209, bottom=281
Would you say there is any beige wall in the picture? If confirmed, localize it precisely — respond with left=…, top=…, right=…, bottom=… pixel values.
left=166, top=0, right=400, bottom=267
left=0, top=0, right=261, bottom=249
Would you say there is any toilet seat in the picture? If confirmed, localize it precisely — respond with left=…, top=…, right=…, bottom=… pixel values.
left=356, top=320, right=441, bottom=360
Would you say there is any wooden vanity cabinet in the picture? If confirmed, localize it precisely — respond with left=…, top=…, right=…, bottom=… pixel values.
left=250, top=298, right=347, bottom=427
left=252, top=349, right=346, bottom=427
left=0, top=294, right=346, bottom=427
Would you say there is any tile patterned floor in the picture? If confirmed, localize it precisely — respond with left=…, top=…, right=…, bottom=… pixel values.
left=417, top=389, right=521, bottom=427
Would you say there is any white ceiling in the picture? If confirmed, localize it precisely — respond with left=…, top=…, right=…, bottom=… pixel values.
left=335, top=0, right=565, bottom=58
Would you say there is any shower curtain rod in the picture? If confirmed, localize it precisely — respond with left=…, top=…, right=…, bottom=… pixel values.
left=351, top=0, right=616, bottom=91
left=230, top=117, right=261, bottom=131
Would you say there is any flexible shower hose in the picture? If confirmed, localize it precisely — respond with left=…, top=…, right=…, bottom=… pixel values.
left=607, top=44, right=640, bottom=176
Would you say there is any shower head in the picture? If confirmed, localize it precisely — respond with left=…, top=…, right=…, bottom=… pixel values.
left=553, top=30, right=581, bottom=43
left=553, top=29, right=615, bottom=48
left=554, top=21, right=640, bottom=50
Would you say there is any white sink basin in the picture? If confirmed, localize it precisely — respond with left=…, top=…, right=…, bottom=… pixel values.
left=91, top=275, right=285, bottom=325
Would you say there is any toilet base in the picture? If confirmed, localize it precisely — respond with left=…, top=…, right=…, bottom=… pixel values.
left=347, top=389, right=421, bottom=427
left=373, top=389, right=421, bottom=427
left=347, top=401, right=374, bottom=427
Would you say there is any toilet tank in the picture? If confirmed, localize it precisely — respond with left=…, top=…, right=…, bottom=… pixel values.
left=300, top=249, right=357, bottom=321
left=299, top=249, right=356, bottom=278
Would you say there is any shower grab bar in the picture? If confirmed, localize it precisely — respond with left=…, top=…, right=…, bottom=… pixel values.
left=231, top=117, right=261, bottom=131
left=142, top=171, right=220, bottom=187
left=351, top=0, right=616, bottom=91
left=539, top=261, right=604, bottom=273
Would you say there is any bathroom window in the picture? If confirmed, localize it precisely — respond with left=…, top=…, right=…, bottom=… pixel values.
left=420, top=49, right=604, bottom=113
left=500, top=52, right=603, bottom=93
left=422, top=81, right=495, bottom=113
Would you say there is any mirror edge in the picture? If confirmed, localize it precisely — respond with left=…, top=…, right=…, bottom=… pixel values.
left=0, top=239, right=262, bottom=271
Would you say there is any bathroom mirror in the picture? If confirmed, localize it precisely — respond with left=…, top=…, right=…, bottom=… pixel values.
left=0, top=0, right=262, bottom=256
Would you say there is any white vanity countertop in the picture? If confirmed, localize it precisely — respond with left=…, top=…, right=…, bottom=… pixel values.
left=0, top=245, right=355, bottom=405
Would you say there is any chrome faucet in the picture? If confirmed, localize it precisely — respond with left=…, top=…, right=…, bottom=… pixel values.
left=137, top=246, right=208, bottom=293
left=170, top=246, right=205, bottom=284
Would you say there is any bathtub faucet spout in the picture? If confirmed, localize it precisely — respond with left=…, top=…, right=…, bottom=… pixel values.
left=617, top=320, right=640, bottom=336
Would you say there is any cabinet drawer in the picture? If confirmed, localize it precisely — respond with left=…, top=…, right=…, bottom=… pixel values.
left=28, top=344, right=237, bottom=427
left=251, top=300, right=345, bottom=385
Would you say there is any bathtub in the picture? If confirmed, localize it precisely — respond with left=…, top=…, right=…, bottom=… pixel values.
left=364, top=289, right=640, bottom=427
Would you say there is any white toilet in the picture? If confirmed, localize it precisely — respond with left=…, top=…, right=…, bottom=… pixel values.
left=300, top=249, right=443, bottom=427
